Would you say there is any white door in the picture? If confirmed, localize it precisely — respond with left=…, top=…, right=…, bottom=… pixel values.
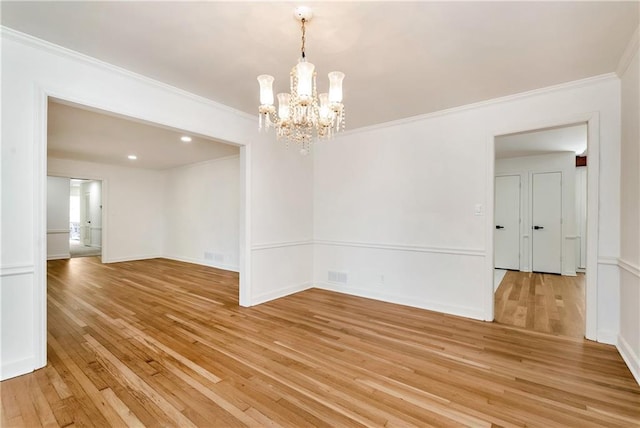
left=494, top=175, right=520, bottom=270
left=532, top=172, right=562, bottom=274
left=83, top=191, right=91, bottom=246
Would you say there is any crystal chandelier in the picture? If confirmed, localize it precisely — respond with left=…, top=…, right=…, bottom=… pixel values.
left=257, top=6, right=345, bottom=155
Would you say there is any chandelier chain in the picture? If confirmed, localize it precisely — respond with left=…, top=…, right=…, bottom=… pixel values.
left=300, top=18, right=306, bottom=59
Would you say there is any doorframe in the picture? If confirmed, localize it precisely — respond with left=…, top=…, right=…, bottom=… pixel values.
left=48, top=174, right=107, bottom=263
left=33, top=86, right=252, bottom=369
left=485, top=113, right=599, bottom=341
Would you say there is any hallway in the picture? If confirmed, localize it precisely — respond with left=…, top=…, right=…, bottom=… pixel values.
left=495, top=271, right=585, bottom=338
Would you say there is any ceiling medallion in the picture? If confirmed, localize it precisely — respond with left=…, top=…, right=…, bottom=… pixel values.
left=257, top=6, right=345, bottom=155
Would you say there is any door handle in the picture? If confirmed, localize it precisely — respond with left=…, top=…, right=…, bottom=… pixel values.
left=495, top=225, right=505, bottom=229
left=533, top=225, right=544, bottom=230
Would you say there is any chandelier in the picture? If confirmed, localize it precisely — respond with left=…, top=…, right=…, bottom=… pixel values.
left=257, top=6, right=345, bottom=155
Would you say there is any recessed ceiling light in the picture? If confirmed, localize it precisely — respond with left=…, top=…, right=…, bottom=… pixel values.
left=128, top=155, right=137, bottom=160
left=181, top=136, right=192, bottom=143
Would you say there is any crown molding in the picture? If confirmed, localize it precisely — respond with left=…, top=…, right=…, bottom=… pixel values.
left=617, top=26, right=639, bottom=77
left=2, top=25, right=625, bottom=139
left=0, top=26, right=256, bottom=123
left=338, top=73, right=619, bottom=138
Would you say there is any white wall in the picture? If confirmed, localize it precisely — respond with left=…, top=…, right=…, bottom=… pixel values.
left=618, top=28, right=640, bottom=384
left=46, top=176, right=70, bottom=260
left=314, top=75, right=620, bottom=341
left=495, top=152, right=577, bottom=276
left=1, top=29, right=309, bottom=381
left=2, top=25, right=635, bottom=383
left=249, top=140, right=314, bottom=305
left=164, top=155, right=241, bottom=272
left=49, top=158, right=164, bottom=262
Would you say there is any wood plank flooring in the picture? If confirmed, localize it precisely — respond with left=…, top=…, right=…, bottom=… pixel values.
left=495, top=271, right=585, bottom=338
left=2, top=257, right=639, bottom=427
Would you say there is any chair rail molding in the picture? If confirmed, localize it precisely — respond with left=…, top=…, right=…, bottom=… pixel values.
left=618, top=258, right=640, bottom=278
left=252, top=240, right=314, bottom=251
left=0, top=264, right=35, bottom=277
left=314, top=239, right=485, bottom=257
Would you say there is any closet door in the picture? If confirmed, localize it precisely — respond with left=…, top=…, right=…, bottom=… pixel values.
left=531, top=172, right=562, bottom=274
left=494, top=175, right=520, bottom=270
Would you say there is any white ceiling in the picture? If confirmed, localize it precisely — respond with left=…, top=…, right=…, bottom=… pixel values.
left=48, top=100, right=239, bottom=170
left=495, top=123, right=587, bottom=159
left=2, top=2, right=638, bottom=130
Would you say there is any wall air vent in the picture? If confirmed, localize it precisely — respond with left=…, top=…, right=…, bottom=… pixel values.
left=328, top=271, right=348, bottom=284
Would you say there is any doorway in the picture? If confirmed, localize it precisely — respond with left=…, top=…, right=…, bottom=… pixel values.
left=70, top=178, right=102, bottom=258
left=492, top=123, right=588, bottom=337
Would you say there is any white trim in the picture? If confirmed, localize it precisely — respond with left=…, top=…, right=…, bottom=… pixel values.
left=47, top=254, right=71, bottom=261
left=618, top=258, right=640, bottom=278
left=252, top=240, right=314, bottom=251
left=337, top=74, right=617, bottom=137
left=314, top=239, right=485, bottom=257
left=163, top=255, right=239, bottom=273
left=618, top=334, right=640, bottom=386
left=486, top=112, right=600, bottom=340
left=584, top=114, right=600, bottom=341
left=239, top=145, right=251, bottom=307
left=598, top=256, right=619, bottom=266
left=562, top=236, right=577, bottom=276
left=315, top=282, right=485, bottom=321
left=251, top=239, right=485, bottom=257
left=0, top=264, right=35, bottom=277
left=102, top=254, right=161, bottom=264
left=47, top=229, right=70, bottom=234
left=0, top=26, right=255, bottom=124
left=0, top=357, right=35, bottom=381
left=485, top=136, right=496, bottom=321
left=34, top=86, right=48, bottom=371
left=251, top=282, right=312, bottom=306
left=596, top=329, right=617, bottom=345
left=89, top=227, right=102, bottom=231
left=617, top=26, right=640, bottom=77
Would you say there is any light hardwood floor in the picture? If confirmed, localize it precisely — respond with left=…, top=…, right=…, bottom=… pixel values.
left=495, top=271, right=585, bottom=338
left=2, top=257, right=639, bottom=427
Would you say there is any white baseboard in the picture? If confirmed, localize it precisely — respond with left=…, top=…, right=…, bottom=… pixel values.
left=597, top=329, right=618, bottom=345
left=163, top=255, right=239, bottom=273
left=251, top=282, right=312, bottom=306
left=47, top=253, right=70, bottom=260
left=0, top=356, right=34, bottom=381
left=617, top=335, right=640, bottom=386
left=562, top=270, right=577, bottom=277
left=103, top=254, right=161, bottom=263
left=315, top=281, right=485, bottom=321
